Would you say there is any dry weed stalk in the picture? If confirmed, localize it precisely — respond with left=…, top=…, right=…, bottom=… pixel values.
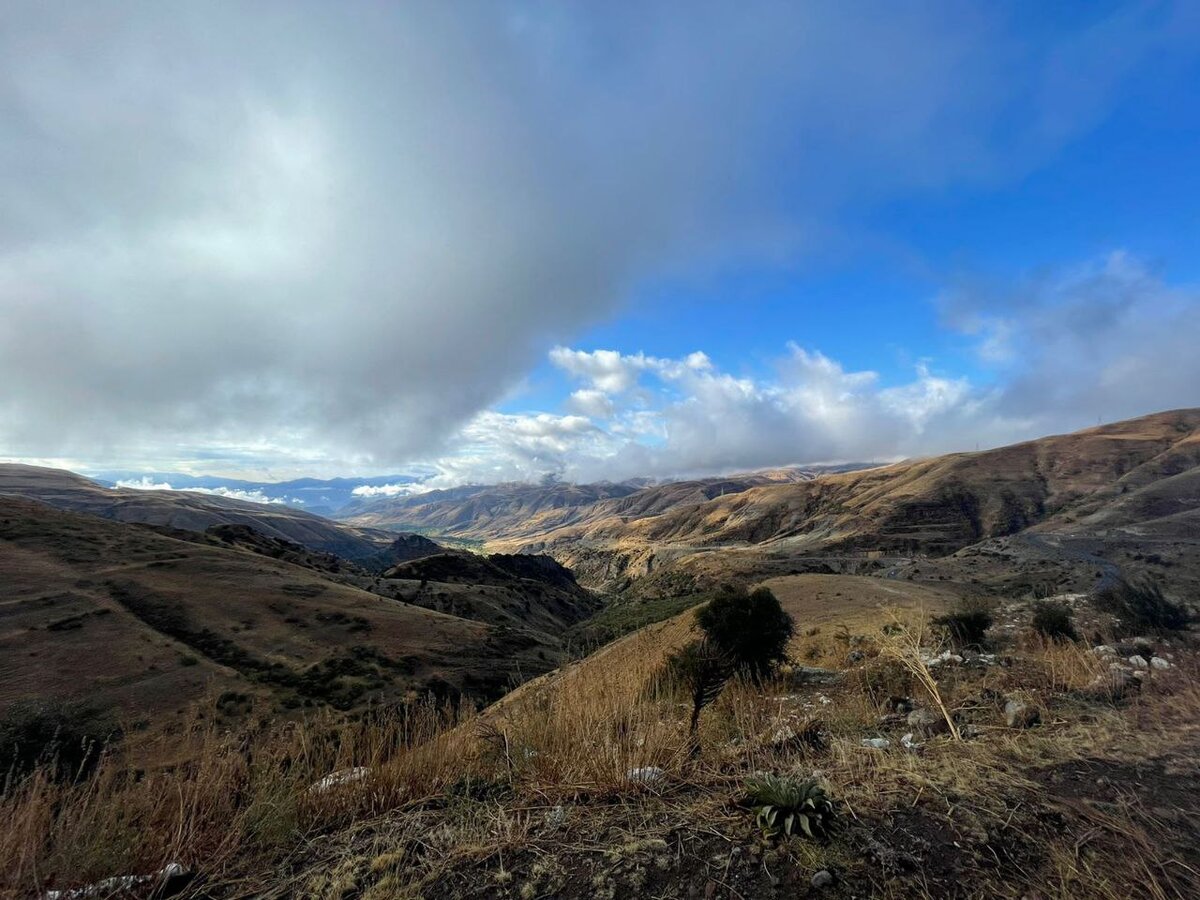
left=876, top=607, right=961, bottom=741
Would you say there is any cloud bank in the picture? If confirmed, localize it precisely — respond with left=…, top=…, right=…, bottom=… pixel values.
left=410, top=253, right=1200, bottom=485
left=2, top=3, right=1190, bottom=476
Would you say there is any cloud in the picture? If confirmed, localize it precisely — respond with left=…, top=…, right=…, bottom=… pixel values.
left=1, top=3, right=1185, bottom=472
left=114, top=477, right=294, bottom=505
left=410, top=251, right=1197, bottom=485
left=351, top=483, right=430, bottom=499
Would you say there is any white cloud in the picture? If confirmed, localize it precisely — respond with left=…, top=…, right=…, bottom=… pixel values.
left=351, top=483, right=430, bottom=499
left=114, top=477, right=292, bottom=506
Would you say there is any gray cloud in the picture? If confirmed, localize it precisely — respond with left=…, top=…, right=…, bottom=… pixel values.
left=0, top=2, right=1190, bottom=472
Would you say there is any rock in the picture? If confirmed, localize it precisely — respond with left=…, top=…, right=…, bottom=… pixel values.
left=1004, top=700, right=1041, bottom=729
left=1085, top=668, right=1139, bottom=699
left=907, top=707, right=949, bottom=736
left=1128, top=655, right=1149, bottom=670
left=811, top=869, right=835, bottom=888
left=783, top=666, right=843, bottom=687
left=900, top=732, right=922, bottom=751
left=1150, top=656, right=1171, bottom=670
left=847, top=649, right=866, bottom=663
left=627, top=766, right=665, bottom=784
left=44, top=863, right=192, bottom=900
left=1092, top=644, right=1116, bottom=656
left=308, top=766, right=370, bottom=794
left=882, top=696, right=914, bottom=715
left=861, top=737, right=890, bottom=749
left=877, top=713, right=907, bottom=727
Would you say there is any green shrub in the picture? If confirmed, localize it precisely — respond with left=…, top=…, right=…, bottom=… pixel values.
left=744, top=774, right=836, bottom=840
left=0, top=699, right=119, bottom=783
left=932, top=599, right=992, bottom=649
left=1092, top=577, right=1191, bottom=633
left=1031, top=600, right=1078, bottom=642
left=695, top=585, right=794, bottom=680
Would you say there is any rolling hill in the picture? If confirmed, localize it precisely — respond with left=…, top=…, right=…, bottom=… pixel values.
left=0, top=496, right=594, bottom=727
left=0, top=464, right=393, bottom=560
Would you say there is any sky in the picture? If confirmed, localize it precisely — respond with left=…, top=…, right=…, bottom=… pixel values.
left=2, top=1, right=1200, bottom=489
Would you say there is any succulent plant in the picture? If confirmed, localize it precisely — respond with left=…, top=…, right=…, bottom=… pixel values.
left=744, top=774, right=836, bottom=840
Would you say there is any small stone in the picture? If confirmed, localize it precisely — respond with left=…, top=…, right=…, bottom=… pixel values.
left=1004, top=699, right=1041, bottom=729
left=1128, top=655, right=1149, bottom=670
left=1092, top=645, right=1116, bottom=656
left=847, top=649, right=865, bottom=663
left=1150, top=656, right=1171, bottom=670
left=900, top=732, right=922, bottom=750
left=811, top=869, right=835, bottom=888
left=627, top=766, right=665, bottom=784
left=861, top=737, right=890, bottom=749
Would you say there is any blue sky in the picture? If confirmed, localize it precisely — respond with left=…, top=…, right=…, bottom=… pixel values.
left=1, top=2, right=1199, bottom=486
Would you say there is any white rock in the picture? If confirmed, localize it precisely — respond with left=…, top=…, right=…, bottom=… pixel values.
left=1092, top=645, right=1117, bottom=656
left=44, top=863, right=188, bottom=900
left=1128, top=655, right=1149, bottom=670
left=627, top=766, right=665, bottom=784
left=1150, top=656, right=1171, bottom=670
left=308, top=766, right=370, bottom=794
left=861, top=737, right=890, bottom=749
left=900, top=732, right=922, bottom=751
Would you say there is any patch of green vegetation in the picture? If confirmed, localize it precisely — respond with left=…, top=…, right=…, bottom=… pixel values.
left=564, top=593, right=708, bottom=652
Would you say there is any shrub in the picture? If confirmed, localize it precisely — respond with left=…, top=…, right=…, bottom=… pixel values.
left=659, top=640, right=734, bottom=738
left=0, top=699, right=119, bottom=783
left=1092, top=577, right=1191, bottom=633
left=932, top=599, right=992, bottom=649
left=1031, top=600, right=1078, bottom=642
left=695, top=585, right=794, bottom=679
left=744, top=774, right=836, bottom=840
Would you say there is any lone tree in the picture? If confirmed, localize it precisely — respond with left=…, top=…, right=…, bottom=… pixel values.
left=695, top=584, right=794, bottom=680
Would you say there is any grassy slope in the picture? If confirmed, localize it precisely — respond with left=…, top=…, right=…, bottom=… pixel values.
left=0, top=496, right=554, bottom=725
left=7, top=573, right=1198, bottom=899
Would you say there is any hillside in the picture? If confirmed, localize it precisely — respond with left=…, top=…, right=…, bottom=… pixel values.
left=12, top=566, right=1198, bottom=899
left=496, top=410, right=1200, bottom=598
left=338, top=466, right=866, bottom=541
left=0, top=464, right=393, bottom=560
left=377, top=551, right=602, bottom=636
left=0, top=497, right=584, bottom=727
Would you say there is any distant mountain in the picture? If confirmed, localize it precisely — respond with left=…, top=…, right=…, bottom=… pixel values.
left=338, top=480, right=644, bottom=535
left=87, top=470, right=422, bottom=516
left=497, top=409, right=1200, bottom=598
left=336, top=466, right=867, bottom=539
left=0, top=464, right=393, bottom=560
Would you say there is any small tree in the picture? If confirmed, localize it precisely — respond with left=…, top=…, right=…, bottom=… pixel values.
left=695, top=585, right=794, bottom=680
left=663, top=640, right=734, bottom=739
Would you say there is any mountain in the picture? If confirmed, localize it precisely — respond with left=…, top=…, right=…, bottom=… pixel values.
left=0, top=464, right=393, bottom=560
left=0, top=495, right=540, bottom=724
left=337, top=466, right=867, bottom=540
left=494, top=410, right=1200, bottom=598
left=337, top=480, right=643, bottom=535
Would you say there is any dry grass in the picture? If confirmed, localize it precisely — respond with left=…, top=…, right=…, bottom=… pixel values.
left=3, top=599, right=1198, bottom=899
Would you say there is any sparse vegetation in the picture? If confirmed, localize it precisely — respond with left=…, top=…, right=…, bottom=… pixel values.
left=1092, top=576, right=1192, bottom=633
left=932, top=598, right=993, bottom=649
left=1031, top=599, right=1078, bottom=642
left=0, top=699, right=119, bottom=784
